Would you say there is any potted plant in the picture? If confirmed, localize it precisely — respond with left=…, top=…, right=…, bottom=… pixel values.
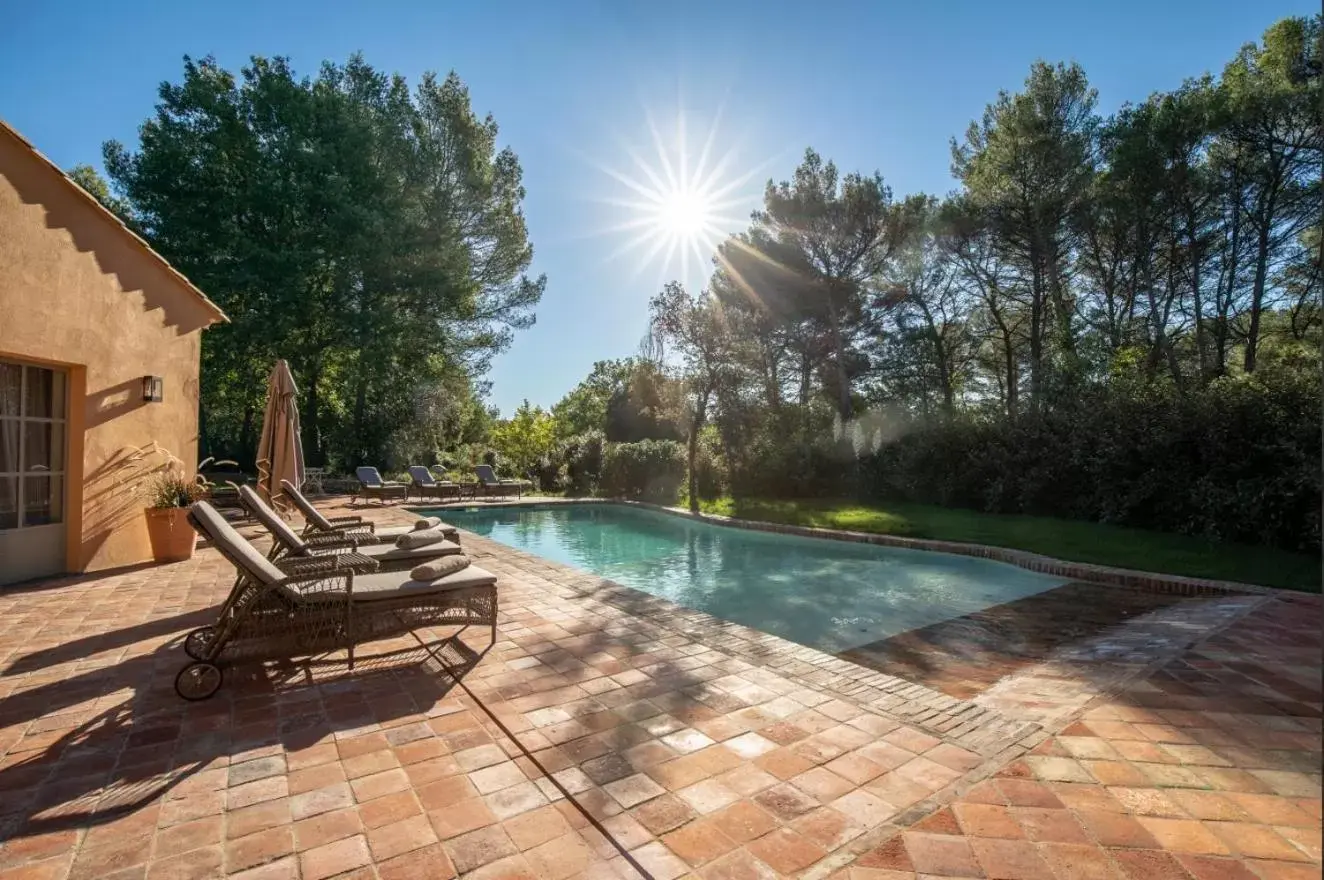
left=143, top=467, right=204, bottom=562
left=143, top=456, right=226, bottom=563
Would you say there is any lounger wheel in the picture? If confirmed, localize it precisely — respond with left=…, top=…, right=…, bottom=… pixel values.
left=175, top=662, right=223, bottom=701
left=183, top=626, right=217, bottom=661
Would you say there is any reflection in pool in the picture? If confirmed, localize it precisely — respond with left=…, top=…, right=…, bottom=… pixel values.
left=427, top=504, right=1068, bottom=654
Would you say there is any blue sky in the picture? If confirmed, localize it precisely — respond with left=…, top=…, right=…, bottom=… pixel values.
left=1, top=0, right=1311, bottom=415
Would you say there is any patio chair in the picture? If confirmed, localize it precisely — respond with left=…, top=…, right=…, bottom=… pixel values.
left=302, top=467, right=326, bottom=495
left=176, top=501, right=497, bottom=701
left=407, top=466, right=461, bottom=502
left=238, top=485, right=462, bottom=572
left=474, top=464, right=523, bottom=499
left=354, top=466, right=409, bottom=504
left=281, top=479, right=459, bottom=543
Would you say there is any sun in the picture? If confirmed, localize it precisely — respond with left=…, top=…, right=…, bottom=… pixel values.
left=657, top=186, right=715, bottom=239
left=585, top=106, right=771, bottom=289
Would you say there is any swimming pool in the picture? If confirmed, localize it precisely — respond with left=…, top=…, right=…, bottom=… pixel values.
left=429, top=504, right=1068, bottom=654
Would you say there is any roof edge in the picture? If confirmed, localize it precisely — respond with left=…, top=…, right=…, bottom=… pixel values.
left=0, top=117, right=229, bottom=325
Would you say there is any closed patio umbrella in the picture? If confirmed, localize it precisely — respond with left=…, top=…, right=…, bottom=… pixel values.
left=256, top=360, right=304, bottom=511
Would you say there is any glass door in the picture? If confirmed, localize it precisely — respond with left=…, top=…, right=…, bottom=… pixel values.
left=0, top=360, right=68, bottom=584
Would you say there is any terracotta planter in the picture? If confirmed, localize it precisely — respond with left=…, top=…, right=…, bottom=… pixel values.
left=145, top=507, right=197, bottom=563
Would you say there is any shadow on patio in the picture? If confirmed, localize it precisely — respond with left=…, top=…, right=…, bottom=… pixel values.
left=2, top=607, right=216, bottom=677
left=0, top=632, right=485, bottom=840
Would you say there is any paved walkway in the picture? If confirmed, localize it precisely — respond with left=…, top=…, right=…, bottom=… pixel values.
left=0, top=498, right=1317, bottom=880
left=841, top=592, right=1322, bottom=879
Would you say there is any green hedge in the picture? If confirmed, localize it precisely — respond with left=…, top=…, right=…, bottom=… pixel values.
left=602, top=439, right=686, bottom=503
left=859, top=369, right=1321, bottom=553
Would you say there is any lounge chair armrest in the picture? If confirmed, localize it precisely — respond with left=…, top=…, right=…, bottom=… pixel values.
left=307, top=517, right=376, bottom=536
left=304, top=531, right=370, bottom=549
left=272, top=569, right=354, bottom=600
left=276, top=557, right=341, bottom=578
left=275, top=553, right=380, bottom=578
left=274, top=556, right=377, bottom=595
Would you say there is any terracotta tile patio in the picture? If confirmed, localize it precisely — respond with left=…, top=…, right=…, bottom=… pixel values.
left=841, top=591, right=1322, bottom=879
left=0, top=498, right=1318, bottom=879
left=841, top=583, right=1202, bottom=699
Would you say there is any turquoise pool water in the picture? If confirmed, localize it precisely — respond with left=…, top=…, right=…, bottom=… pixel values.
left=429, top=504, right=1068, bottom=653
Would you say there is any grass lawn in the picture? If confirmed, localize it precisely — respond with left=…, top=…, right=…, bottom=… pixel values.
left=696, top=497, right=1319, bottom=592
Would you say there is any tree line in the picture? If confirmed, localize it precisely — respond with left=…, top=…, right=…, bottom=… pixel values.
left=690, top=15, right=1319, bottom=424
left=85, top=55, right=540, bottom=469
left=538, top=14, right=1320, bottom=550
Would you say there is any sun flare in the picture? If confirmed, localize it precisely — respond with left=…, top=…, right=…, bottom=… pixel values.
left=585, top=106, right=773, bottom=288
left=657, top=187, right=714, bottom=238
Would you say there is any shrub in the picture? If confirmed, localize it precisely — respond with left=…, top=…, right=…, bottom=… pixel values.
left=601, top=439, right=686, bottom=503
left=858, top=368, right=1321, bottom=552
left=436, top=444, right=485, bottom=477
left=722, top=403, right=850, bottom=499
left=564, top=430, right=605, bottom=496
left=530, top=452, right=567, bottom=492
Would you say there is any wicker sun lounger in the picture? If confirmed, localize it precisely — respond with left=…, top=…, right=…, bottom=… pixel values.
left=282, top=478, right=388, bottom=538
left=175, top=501, right=498, bottom=700
left=238, top=486, right=462, bottom=571
left=354, top=466, right=409, bottom=503
left=407, top=466, right=461, bottom=501
left=280, top=479, right=459, bottom=543
left=474, top=464, right=524, bottom=499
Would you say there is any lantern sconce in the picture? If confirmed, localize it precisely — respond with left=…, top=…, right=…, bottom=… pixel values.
left=142, top=375, right=164, bottom=403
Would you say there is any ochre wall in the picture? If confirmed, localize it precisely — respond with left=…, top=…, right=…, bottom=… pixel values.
left=0, top=130, right=220, bottom=573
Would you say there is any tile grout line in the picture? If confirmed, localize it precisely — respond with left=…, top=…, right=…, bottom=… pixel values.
left=472, top=536, right=1042, bottom=756
left=408, top=627, right=656, bottom=880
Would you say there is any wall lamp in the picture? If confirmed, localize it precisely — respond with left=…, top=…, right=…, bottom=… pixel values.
left=142, top=375, right=164, bottom=403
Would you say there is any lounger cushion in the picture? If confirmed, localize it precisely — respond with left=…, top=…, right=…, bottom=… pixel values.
left=396, top=527, right=449, bottom=549
left=474, top=465, right=516, bottom=486
left=411, top=555, right=471, bottom=581
left=240, top=485, right=306, bottom=545
left=378, top=524, right=458, bottom=541
left=282, top=479, right=339, bottom=531
left=357, top=468, right=405, bottom=492
left=361, top=539, right=462, bottom=562
left=276, top=476, right=459, bottom=544
left=351, top=564, right=497, bottom=601
left=190, top=501, right=286, bottom=586
left=407, top=466, right=437, bottom=487
left=413, top=516, right=443, bottom=531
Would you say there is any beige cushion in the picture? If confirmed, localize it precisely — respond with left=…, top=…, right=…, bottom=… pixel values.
left=375, top=525, right=414, bottom=539
left=240, top=485, right=307, bottom=553
left=351, top=565, right=497, bottom=601
left=189, top=501, right=285, bottom=586
left=413, top=516, right=442, bottom=531
left=396, top=527, right=448, bottom=549
left=367, top=524, right=458, bottom=544
left=362, top=539, right=462, bottom=562
left=281, top=479, right=334, bottom=530
left=411, top=555, right=471, bottom=581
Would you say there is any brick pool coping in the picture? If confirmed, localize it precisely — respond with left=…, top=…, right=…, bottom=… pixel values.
left=410, top=496, right=1278, bottom=598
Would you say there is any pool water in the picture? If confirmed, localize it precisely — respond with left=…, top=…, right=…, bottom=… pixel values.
left=430, top=504, right=1068, bottom=654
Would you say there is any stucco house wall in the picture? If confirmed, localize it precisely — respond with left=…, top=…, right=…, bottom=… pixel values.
left=0, top=121, right=225, bottom=577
